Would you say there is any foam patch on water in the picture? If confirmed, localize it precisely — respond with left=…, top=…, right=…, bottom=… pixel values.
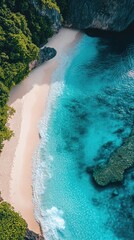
left=40, top=207, right=65, bottom=240
left=128, top=70, right=134, bottom=78
left=32, top=50, right=77, bottom=238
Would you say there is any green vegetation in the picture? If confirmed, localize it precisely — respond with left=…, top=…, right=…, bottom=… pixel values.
left=0, top=4, right=39, bottom=151
left=0, top=0, right=61, bottom=152
left=93, top=129, right=134, bottom=186
left=2, top=0, right=58, bottom=46
left=41, top=0, right=60, bottom=13
left=0, top=202, right=27, bottom=240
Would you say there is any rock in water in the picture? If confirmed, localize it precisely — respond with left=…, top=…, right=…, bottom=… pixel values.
left=66, top=0, right=134, bottom=32
left=112, top=189, right=119, bottom=197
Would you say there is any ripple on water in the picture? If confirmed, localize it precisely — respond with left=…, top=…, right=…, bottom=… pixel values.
left=34, top=35, right=134, bottom=240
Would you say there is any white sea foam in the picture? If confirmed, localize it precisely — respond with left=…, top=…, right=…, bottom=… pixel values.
left=40, top=207, right=65, bottom=240
left=32, top=52, right=73, bottom=239
left=127, top=70, right=134, bottom=78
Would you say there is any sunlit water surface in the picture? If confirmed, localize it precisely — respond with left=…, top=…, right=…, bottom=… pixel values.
left=34, top=34, right=134, bottom=240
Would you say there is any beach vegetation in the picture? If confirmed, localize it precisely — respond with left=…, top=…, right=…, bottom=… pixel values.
left=0, top=4, right=39, bottom=151
left=0, top=202, right=27, bottom=240
left=0, top=0, right=62, bottom=151
left=1, top=0, right=59, bottom=46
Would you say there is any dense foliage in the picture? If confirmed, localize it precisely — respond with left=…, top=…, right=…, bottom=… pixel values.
left=2, top=0, right=56, bottom=46
left=0, top=0, right=60, bottom=152
left=0, top=4, right=39, bottom=151
left=0, top=202, right=27, bottom=240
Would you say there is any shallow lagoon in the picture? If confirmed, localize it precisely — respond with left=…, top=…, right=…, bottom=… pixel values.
left=36, top=34, right=134, bottom=240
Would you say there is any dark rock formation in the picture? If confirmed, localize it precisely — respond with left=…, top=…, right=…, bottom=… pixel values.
left=93, top=127, right=134, bottom=186
left=39, top=47, right=57, bottom=65
left=45, top=6, right=62, bottom=31
left=131, top=173, right=134, bottom=179
left=30, top=0, right=62, bottom=31
left=66, top=0, right=134, bottom=32
left=0, top=191, right=3, bottom=202
left=108, top=192, right=134, bottom=239
left=25, top=229, right=44, bottom=240
left=86, top=166, right=93, bottom=174
left=112, top=189, right=119, bottom=197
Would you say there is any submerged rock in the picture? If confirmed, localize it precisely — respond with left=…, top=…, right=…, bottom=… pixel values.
left=86, top=166, right=94, bottom=174
left=93, top=127, right=134, bottom=186
left=131, top=172, right=134, bottom=179
left=113, top=128, right=124, bottom=135
left=92, top=197, right=100, bottom=207
left=112, top=189, right=119, bottom=197
left=108, top=193, right=134, bottom=239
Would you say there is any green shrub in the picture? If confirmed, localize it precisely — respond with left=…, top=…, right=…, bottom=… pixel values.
left=0, top=4, right=39, bottom=151
left=0, top=202, right=27, bottom=240
left=0, top=0, right=62, bottom=151
left=2, top=0, right=60, bottom=46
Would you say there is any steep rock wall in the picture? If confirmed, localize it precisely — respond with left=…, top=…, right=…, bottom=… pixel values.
left=66, top=0, right=134, bottom=31
left=30, top=0, right=62, bottom=31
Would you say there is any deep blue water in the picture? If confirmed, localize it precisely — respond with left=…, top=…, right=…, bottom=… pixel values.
left=34, top=34, right=134, bottom=240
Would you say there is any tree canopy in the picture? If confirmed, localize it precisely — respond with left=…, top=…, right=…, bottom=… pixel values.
left=0, top=202, right=27, bottom=240
left=0, top=4, right=39, bottom=151
left=0, top=0, right=61, bottom=151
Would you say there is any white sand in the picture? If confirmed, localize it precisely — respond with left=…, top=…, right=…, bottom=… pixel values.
left=0, top=28, right=81, bottom=234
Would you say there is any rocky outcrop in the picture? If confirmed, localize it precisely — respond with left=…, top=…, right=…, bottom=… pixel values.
left=39, top=47, right=57, bottom=64
left=30, top=0, right=62, bottom=31
left=25, top=229, right=44, bottom=240
left=29, top=47, right=57, bottom=69
left=66, top=0, right=134, bottom=32
left=45, top=6, right=62, bottom=31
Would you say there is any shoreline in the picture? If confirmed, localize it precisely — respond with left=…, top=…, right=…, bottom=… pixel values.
left=0, top=28, right=82, bottom=234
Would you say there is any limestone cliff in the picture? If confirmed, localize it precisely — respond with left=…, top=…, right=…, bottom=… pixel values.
left=66, top=0, right=134, bottom=31
left=30, top=0, right=62, bottom=31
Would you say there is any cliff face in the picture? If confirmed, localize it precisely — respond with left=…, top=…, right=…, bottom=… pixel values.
left=66, top=0, right=134, bottom=31
left=25, top=229, right=44, bottom=240
left=30, top=0, right=62, bottom=31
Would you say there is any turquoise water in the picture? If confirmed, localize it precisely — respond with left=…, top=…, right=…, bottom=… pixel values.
left=34, top=34, right=134, bottom=240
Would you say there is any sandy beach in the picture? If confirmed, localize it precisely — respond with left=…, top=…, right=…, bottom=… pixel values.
left=0, top=28, right=81, bottom=234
